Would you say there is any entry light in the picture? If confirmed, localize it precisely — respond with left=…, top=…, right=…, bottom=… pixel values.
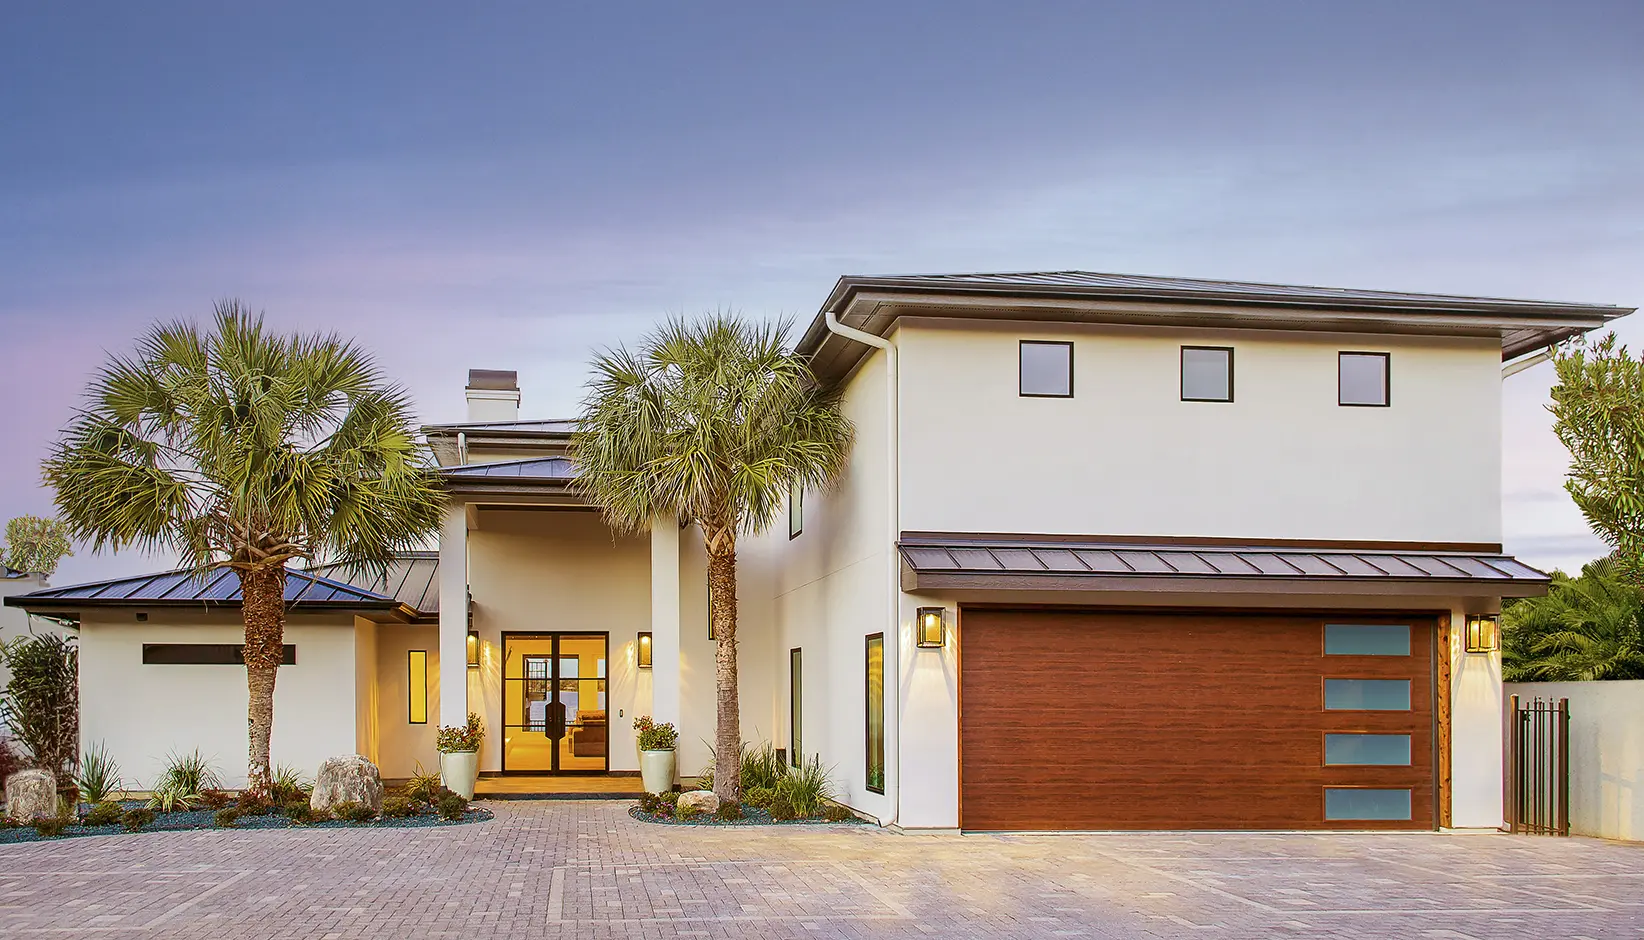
left=638, top=631, right=653, bottom=668
left=916, top=607, right=947, bottom=649
left=1465, top=614, right=1500, bottom=654
left=467, top=629, right=480, bottom=668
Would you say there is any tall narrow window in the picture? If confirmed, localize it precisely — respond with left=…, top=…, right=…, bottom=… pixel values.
left=1339, top=351, right=1390, bottom=406
left=1180, top=346, right=1233, bottom=402
left=707, top=573, right=715, bottom=640
left=1019, top=340, right=1074, bottom=397
left=866, top=634, right=885, bottom=793
left=790, top=648, right=804, bottom=767
left=408, top=650, right=428, bottom=724
left=788, top=480, right=804, bottom=539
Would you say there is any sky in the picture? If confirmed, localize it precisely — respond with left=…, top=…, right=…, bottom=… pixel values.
left=0, top=0, right=1640, bottom=586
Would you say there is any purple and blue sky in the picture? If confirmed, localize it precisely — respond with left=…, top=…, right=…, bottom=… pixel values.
left=1, top=1, right=1640, bottom=585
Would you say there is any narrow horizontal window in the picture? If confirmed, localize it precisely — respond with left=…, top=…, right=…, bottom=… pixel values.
left=1325, top=733, right=1411, bottom=766
left=1020, top=341, right=1073, bottom=397
left=1324, top=787, right=1411, bottom=821
left=1180, top=346, right=1233, bottom=402
left=408, top=650, right=428, bottom=724
left=1324, top=679, right=1410, bottom=710
left=1324, top=624, right=1410, bottom=656
left=142, top=643, right=296, bottom=665
left=1339, top=352, right=1390, bottom=406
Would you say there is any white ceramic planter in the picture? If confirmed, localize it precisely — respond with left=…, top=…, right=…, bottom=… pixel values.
left=640, top=749, right=676, bottom=794
left=439, top=750, right=480, bottom=800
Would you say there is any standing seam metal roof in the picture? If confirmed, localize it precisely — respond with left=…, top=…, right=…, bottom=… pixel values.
left=4, top=568, right=398, bottom=607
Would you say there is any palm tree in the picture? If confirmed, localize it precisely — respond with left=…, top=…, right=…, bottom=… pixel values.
left=43, top=302, right=443, bottom=794
left=1503, top=557, right=1644, bottom=681
left=572, top=315, right=853, bottom=802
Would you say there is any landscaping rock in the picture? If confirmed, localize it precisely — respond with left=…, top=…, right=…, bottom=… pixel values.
left=678, top=790, right=719, bottom=815
left=309, top=756, right=383, bottom=814
left=4, top=769, right=57, bottom=822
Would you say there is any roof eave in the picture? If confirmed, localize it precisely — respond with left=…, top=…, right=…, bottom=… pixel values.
left=903, top=570, right=1550, bottom=599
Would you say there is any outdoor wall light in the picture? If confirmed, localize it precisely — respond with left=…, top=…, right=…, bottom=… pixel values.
left=467, top=629, right=480, bottom=668
left=915, top=607, right=947, bottom=649
left=1465, top=614, right=1501, bottom=654
left=637, top=631, right=653, bottom=668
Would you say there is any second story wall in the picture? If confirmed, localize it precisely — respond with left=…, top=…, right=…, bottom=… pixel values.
left=895, top=318, right=1503, bottom=544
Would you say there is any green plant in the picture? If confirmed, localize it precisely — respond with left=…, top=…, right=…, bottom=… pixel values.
left=742, top=786, right=775, bottom=809
left=147, top=786, right=197, bottom=813
left=436, top=713, right=485, bottom=753
left=436, top=793, right=468, bottom=821
left=156, top=749, right=221, bottom=798
left=381, top=796, right=415, bottom=818
left=404, top=764, right=443, bottom=806
left=768, top=793, right=798, bottom=821
left=120, top=807, right=155, bottom=831
left=283, top=801, right=326, bottom=824
left=332, top=801, right=377, bottom=823
left=74, top=742, right=123, bottom=803
left=33, top=815, right=69, bottom=837
left=741, top=742, right=785, bottom=791
left=43, top=304, right=445, bottom=795
left=269, top=765, right=312, bottom=804
left=2, top=515, right=73, bottom=577
left=823, top=803, right=854, bottom=822
left=674, top=802, right=699, bottom=820
left=0, top=633, right=79, bottom=777
left=633, top=715, right=678, bottom=751
left=82, top=801, right=123, bottom=827
left=716, top=801, right=744, bottom=821
left=214, top=808, right=240, bottom=828
left=774, top=754, right=833, bottom=818
left=196, top=789, right=234, bottom=810
left=1551, top=334, right=1644, bottom=582
left=1505, top=557, right=1644, bottom=680
left=572, top=314, right=854, bottom=802
left=235, top=793, right=274, bottom=816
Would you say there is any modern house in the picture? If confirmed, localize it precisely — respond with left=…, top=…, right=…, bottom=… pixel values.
left=7, top=271, right=1631, bottom=832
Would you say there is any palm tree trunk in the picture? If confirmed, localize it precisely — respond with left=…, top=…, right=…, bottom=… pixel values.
left=239, top=564, right=286, bottom=797
left=707, top=538, right=740, bottom=803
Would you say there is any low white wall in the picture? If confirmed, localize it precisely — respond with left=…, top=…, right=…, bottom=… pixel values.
left=1504, top=680, right=1644, bottom=841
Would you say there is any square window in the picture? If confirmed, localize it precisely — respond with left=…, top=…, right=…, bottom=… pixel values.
left=1339, top=352, right=1390, bottom=406
left=1020, top=341, right=1073, bottom=397
left=1181, top=346, right=1233, bottom=402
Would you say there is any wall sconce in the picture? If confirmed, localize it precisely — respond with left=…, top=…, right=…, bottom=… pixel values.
left=916, top=607, right=947, bottom=649
left=1465, top=614, right=1500, bottom=653
left=467, top=629, right=480, bottom=668
left=637, top=631, right=653, bottom=668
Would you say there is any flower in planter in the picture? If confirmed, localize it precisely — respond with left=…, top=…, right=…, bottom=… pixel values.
left=436, top=713, right=486, bottom=753
left=633, top=716, right=678, bottom=751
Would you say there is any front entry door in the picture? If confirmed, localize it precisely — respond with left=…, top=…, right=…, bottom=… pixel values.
left=502, top=633, right=609, bottom=773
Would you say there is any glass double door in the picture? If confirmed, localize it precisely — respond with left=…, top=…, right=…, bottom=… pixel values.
left=502, top=633, right=608, bottom=773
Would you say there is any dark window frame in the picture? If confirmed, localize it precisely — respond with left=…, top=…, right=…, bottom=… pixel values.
left=141, top=643, right=295, bottom=665
left=790, top=647, right=803, bottom=768
left=1018, top=340, right=1075, bottom=398
left=865, top=633, right=885, bottom=794
left=1180, top=345, right=1235, bottom=402
left=1338, top=351, right=1391, bottom=407
left=408, top=649, right=428, bottom=724
left=788, top=480, right=803, bottom=540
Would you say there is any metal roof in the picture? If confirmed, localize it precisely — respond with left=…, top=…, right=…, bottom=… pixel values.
left=898, top=535, right=1551, bottom=598
left=309, top=553, right=439, bottom=615
left=3, top=567, right=401, bottom=610
left=423, top=419, right=575, bottom=435
left=442, top=456, right=575, bottom=480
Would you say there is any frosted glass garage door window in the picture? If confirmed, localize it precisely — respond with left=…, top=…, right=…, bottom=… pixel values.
left=1325, top=788, right=1411, bottom=820
left=1324, top=733, right=1411, bottom=766
left=1325, top=624, right=1410, bottom=656
left=1324, top=679, right=1410, bottom=710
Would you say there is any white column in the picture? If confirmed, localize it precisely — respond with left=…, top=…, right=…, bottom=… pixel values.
left=1450, top=603, right=1505, bottom=829
left=438, top=501, right=470, bottom=728
left=649, top=520, right=682, bottom=730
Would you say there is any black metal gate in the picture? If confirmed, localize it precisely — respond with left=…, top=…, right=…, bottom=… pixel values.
left=1507, top=695, right=1570, bottom=835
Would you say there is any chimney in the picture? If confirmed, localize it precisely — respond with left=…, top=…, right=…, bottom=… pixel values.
left=465, top=369, right=520, bottom=423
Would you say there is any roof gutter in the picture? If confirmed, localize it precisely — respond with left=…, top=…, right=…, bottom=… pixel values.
left=822, top=310, right=902, bottom=829
left=1502, top=347, right=1553, bottom=379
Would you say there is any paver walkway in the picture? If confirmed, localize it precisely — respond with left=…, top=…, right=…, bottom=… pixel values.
left=0, top=800, right=1640, bottom=938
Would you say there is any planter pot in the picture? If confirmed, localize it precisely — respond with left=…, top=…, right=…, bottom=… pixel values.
left=439, top=750, right=480, bottom=800
left=639, top=749, right=676, bottom=794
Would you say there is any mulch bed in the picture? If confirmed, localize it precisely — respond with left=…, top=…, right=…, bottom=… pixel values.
left=628, top=804, right=863, bottom=827
left=0, top=802, right=492, bottom=845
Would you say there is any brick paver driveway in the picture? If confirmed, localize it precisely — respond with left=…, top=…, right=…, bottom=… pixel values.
left=1, top=801, right=1641, bottom=938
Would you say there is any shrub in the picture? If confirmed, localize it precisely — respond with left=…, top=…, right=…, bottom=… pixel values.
left=674, top=802, right=699, bottom=820
left=823, top=803, right=854, bottom=822
left=741, top=742, right=785, bottom=792
left=742, top=786, right=775, bottom=809
left=196, top=789, right=233, bottom=810
left=269, top=765, right=312, bottom=805
left=436, top=793, right=468, bottom=821
left=147, top=785, right=197, bottom=813
left=75, top=742, right=123, bottom=803
left=636, top=793, right=660, bottom=814
left=235, top=793, right=274, bottom=816
left=120, top=807, right=155, bottom=831
left=632, top=715, right=678, bottom=751
left=214, top=808, right=240, bottom=828
left=716, top=801, right=744, bottom=821
left=283, top=801, right=326, bottom=824
left=775, top=755, right=833, bottom=818
left=404, top=765, right=443, bottom=807
left=436, top=713, right=485, bottom=753
left=82, top=801, right=123, bottom=827
left=768, top=793, right=798, bottom=821
left=334, top=801, right=377, bottom=823
left=381, top=796, right=415, bottom=818
left=0, top=634, right=79, bottom=777
left=33, top=815, right=69, bottom=837
left=148, top=749, right=220, bottom=811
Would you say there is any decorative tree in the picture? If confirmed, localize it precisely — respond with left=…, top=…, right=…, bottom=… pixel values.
left=1550, top=333, right=1644, bottom=582
left=2, top=515, right=73, bottom=577
left=572, top=315, right=853, bottom=802
left=43, top=302, right=444, bottom=794
left=0, top=634, right=79, bottom=777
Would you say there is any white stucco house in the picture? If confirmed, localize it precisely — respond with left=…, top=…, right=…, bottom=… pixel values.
left=7, top=271, right=1632, bottom=832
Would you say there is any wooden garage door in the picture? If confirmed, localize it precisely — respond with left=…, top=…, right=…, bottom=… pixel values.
left=960, top=608, right=1435, bottom=830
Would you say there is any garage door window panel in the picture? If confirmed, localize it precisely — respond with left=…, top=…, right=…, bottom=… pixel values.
left=1324, top=733, right=1411, bottom=766
left=1325, top=787, right=1412, bottom=821
left=1325, top=678, right=1411, bottom=710
left=1325, top=624, right=1411, bottom=656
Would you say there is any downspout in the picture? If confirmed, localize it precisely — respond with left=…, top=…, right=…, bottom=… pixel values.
left=457, top=431, right=469, bottom=465
left=822, top=310, right=901, bottom=828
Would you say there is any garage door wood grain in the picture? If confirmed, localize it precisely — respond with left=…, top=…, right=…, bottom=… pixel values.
left=959, top=608, right=1434, bottom=831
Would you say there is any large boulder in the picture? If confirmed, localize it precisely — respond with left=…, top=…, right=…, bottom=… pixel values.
left=309, top=756, right=383, bottom=814
left=5, top=769, right=58, bottom=822
left=678, top=790, right=719, bottom=815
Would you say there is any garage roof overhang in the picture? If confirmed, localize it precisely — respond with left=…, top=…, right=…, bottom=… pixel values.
left=898, top=534, right=1552, bottom=598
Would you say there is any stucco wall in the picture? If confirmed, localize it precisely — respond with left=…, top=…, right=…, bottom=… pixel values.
left=374, top=623, right=440, bottom=778
left=0, top=573, right=67, bottom=695
left=79, top=611, right=360, bottom=789
left=1503, top=680, right=1644, bottom=841
left=895, top=319, right=1503, bottom=544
